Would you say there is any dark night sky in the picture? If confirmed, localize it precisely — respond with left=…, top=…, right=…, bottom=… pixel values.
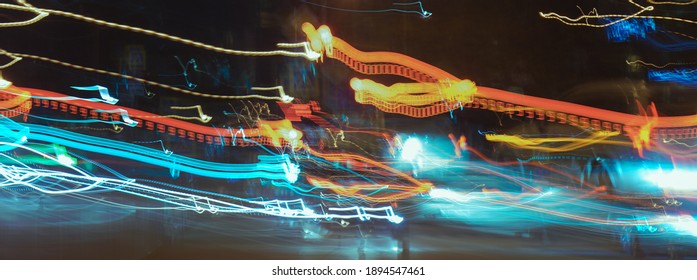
left=3, top=0, right=697, bottom=126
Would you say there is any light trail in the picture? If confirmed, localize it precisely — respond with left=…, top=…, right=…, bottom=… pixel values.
left=463, top=145, right=607, bottom=193
left=601, top=17, right=655, bottom=42
left=1, top=85, right=304, bottom=149
left=306, top=176, right=428, bottom=203
left=0, top=77, right=31, bottom=118
left=428, top=187, right=684, bottom=232
left=20, top=123, right=301, bottom=182
left=301, top=22, right=697, bottom=154
left=540, top=0, right=697, bottom=27
left=0, top=114, right=28, bottom=152
left=308, top=148, right=432, bottom=189
left=539, top=0, right=656, bottom=28
left=1, top=1, right=320, bottom=60
left=648, top=68, right=697, bottom=86
left=350, top=78, right=476, bottom=118
left=0, top=50, right=22, bottom=69
left=2, top=143, right=76, bottom=166
left=663, top=138, right=697, bottom=148
left=0, top=142, right=403, bottom=223
left=647, top=0, right=697, bottom=5
left=250, top=86, right=295, bottom=104
left=55, top=123, right=124, bottom=133
left=138, top=105, right=213, bottom=123
left=0, top=54, right=299, bottom=102
left=301, top=1, right=432, bottom=18
left=132, top=140, right=173, bottom=155
left=626, top=60, right=696, bottom=69
left=162, top=56, right=200, bottom=90
left=625, top=102, right=658, bottom=158
left=69, top=85, right=119, bottom=104
left=485, top=131, right=630, bottom=152
left=0, top=1, right=47, bottom=28
left=25, top=112, right=137, bottom=127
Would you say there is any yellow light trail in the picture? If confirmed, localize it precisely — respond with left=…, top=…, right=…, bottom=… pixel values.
left=485, top=131, right=629, bottom=152
left=305, top=148, right=434, bottom=202
left=2, top=1, right=320, bottom=60
left=540, top=0, right=697, bottom=27
left=0, top=1, right=47, bottom=28
left=647, top=0, right=697, bottom=5
left=350, top=78, right=476, bottom=106
left=0, top=49, right=298, bottom=102
left=306, top=176, right=432, bottom=203
left=626, top=59, right=697, bottom=69
left=626, top=102, right=659, bottom=158
left=302, top=22, right=477, bottom=118
left=136, top=105, right=212, bottom=123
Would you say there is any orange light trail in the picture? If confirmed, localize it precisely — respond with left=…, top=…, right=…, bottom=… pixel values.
left=0, top=80, right=31, bottom=119
left=463, top=145, right=606, bottom=193
left=448, top=133, right=466, bottom=158
left=302, top=22, right=697, bottom=148
left=1, top=85, right=304, bottom=149
left=306, top=176, right=431, bottom=203
left=306, top=148, right=434, bottom=202
left=625, top=102, right=659, bottom=158
left=302, top=22, right=472, bottom=118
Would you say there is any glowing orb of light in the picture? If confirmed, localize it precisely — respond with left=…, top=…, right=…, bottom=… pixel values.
left=56, top=154, right=76, bottom=166
left=288, top=130, right=299, bottom=140
left=401, top=137, right=422, bottom=161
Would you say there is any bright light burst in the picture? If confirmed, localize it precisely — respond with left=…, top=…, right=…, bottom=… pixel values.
left=401, top=137, right=422, bottom=162
left=642, top=168, right=697, bottom=190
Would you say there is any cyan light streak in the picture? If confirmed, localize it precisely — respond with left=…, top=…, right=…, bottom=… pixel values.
left=0, top=115, right=28, bottom=152
left=0, top=142, right=403, bottom=223
left=69, top=85, right=119, bottom=104
left=22, top=123, right=299, bottom=182
left=0, top=143, right=76, bottom=166
left=27, top=114, right=136, bottom=127
left=22, top=107, right=138, bottom=127
left=2, top=84, right=119, bottom=104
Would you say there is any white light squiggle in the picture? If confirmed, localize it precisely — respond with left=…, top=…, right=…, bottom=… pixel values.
left=0, top=142, right=402, bottom=223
